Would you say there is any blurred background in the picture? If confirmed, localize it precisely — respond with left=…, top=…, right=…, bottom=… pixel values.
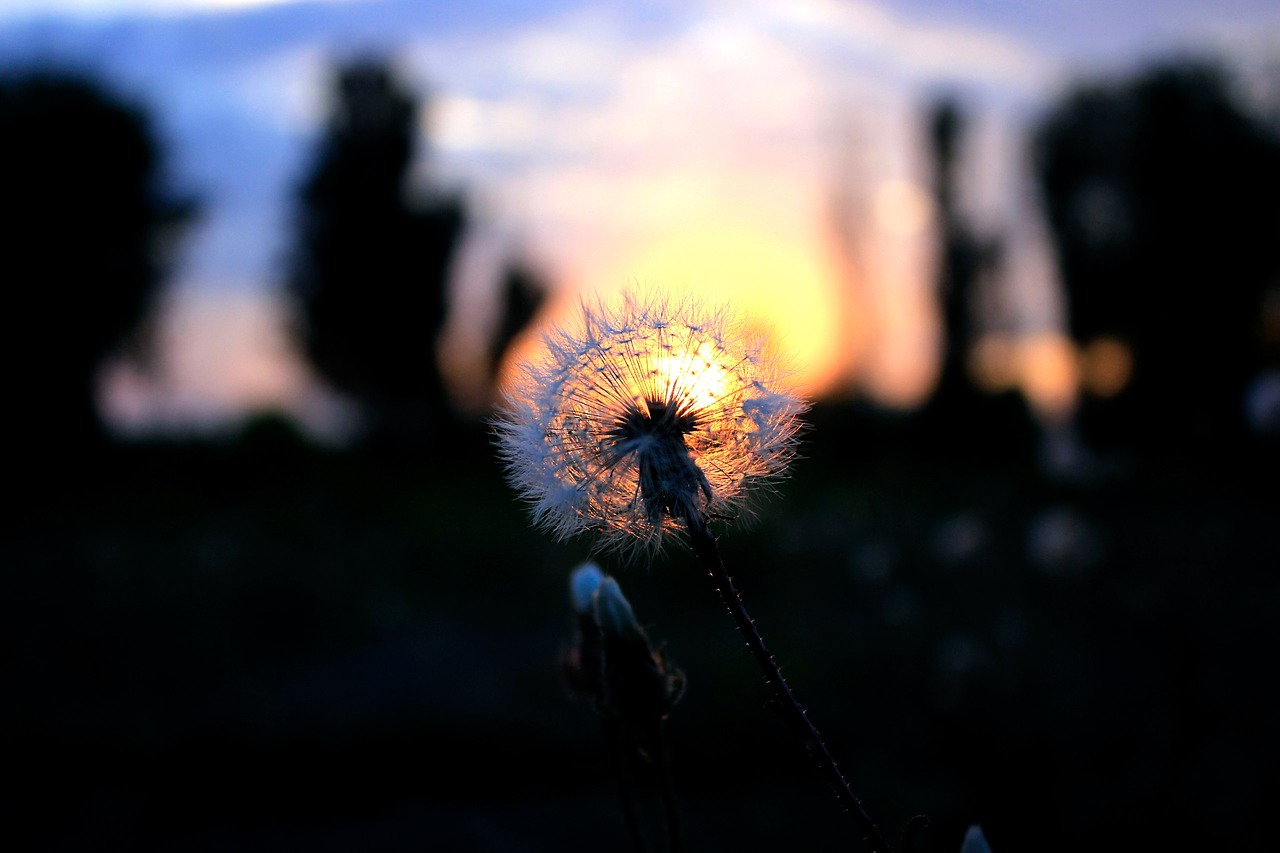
left=3, top=1, right=1279, bottom=851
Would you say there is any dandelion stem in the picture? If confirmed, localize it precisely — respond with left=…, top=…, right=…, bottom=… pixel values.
left=655, top=729, right=685, bottom=853
left=603, top=716, right=649, bottom=853
left=684, top=511, right=893, bottom=853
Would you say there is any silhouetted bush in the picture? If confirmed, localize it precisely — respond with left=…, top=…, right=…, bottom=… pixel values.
left=1035, top=60, right=1280, bottom=462
left=488, top=258, right=547, bottom=389
left=0, top=67, right=196, bottom=457
left=287, top=56, right=467, bottom=457
left=909, top=96, right=1037, bottom=466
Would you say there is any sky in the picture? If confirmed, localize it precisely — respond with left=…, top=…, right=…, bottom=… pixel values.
left=3, top=0, right=1278, bottom=440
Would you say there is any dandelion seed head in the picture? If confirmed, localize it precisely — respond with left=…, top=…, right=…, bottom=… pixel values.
left=494, top=287, right=808, bottom=560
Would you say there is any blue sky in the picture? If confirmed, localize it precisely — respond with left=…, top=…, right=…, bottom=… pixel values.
left=3, top=0, right=1278, bottom=438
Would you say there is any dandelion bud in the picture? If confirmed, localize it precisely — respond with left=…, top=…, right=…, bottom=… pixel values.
left=961, top=825, right=992, bottom=853
left=561, top=562, right=685, bottom=729
left=563, top=562, right=606, bottom=701
left=569, top=561, right=606, bottom=615
left=593, top=576, right=643, bottom=643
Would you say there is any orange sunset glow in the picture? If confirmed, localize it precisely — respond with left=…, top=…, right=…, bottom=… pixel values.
left=83, top=0, right=1088, bottom=437
left=483, top=206, right=1078, bottom=422
left=487, top=211, right=881, bottom=411
left=564, top=225, right=845, bottom=391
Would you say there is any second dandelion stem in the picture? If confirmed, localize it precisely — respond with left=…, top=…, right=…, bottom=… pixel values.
left=684, top=512, right=892, bottom=853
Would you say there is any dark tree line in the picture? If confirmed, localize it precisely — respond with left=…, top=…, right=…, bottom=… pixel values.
left=6, top=54, right=1278, bottom=472
left=906, top=59, right=1280, bottom=475
left=0, top=57, right=547, bottom=465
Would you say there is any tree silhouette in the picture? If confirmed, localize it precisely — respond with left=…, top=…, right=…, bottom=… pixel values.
left=287, top=56, right=466, bottom=455
left=911, top=96, right=1036, bottom=463
left=0, top=68, right=195, bottom=456
left=927, top=98, right=996, bottom=412
left=1035, top=60, right=1280, bottom=460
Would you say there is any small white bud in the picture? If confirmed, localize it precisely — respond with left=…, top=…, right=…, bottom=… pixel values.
left=592, top=576, right=641, bottom=640
left=961, top=825, right=992, bottom=853
left=568, top=561, right=605, bottom=615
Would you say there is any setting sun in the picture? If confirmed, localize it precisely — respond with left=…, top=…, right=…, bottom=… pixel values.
left=496, top=222, right=850, bottom=407
left=648, top=339, right=737, bottom=414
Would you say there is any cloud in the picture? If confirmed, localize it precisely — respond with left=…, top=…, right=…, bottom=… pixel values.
left=0, top=0, right=364, bottom=25
left=725, top=0, right=1057, bottom=92
left=20, top=0, right=1274, bottom=430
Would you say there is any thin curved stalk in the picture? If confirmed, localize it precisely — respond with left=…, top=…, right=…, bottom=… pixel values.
left=684, top=511, right=892, bottom=853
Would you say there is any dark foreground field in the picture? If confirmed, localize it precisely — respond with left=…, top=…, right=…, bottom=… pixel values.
left=6, top=402, right=1278, bottom=852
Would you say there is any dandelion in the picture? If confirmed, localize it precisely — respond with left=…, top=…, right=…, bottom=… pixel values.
left=495, top=285, right=896, bottom=853
left=493, top=288, right=807, bottom=558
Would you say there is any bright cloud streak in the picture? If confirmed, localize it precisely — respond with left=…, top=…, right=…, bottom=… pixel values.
left=740, top=0, right=1058, bottom=91
left=0, top=0, right=363, bottom=24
